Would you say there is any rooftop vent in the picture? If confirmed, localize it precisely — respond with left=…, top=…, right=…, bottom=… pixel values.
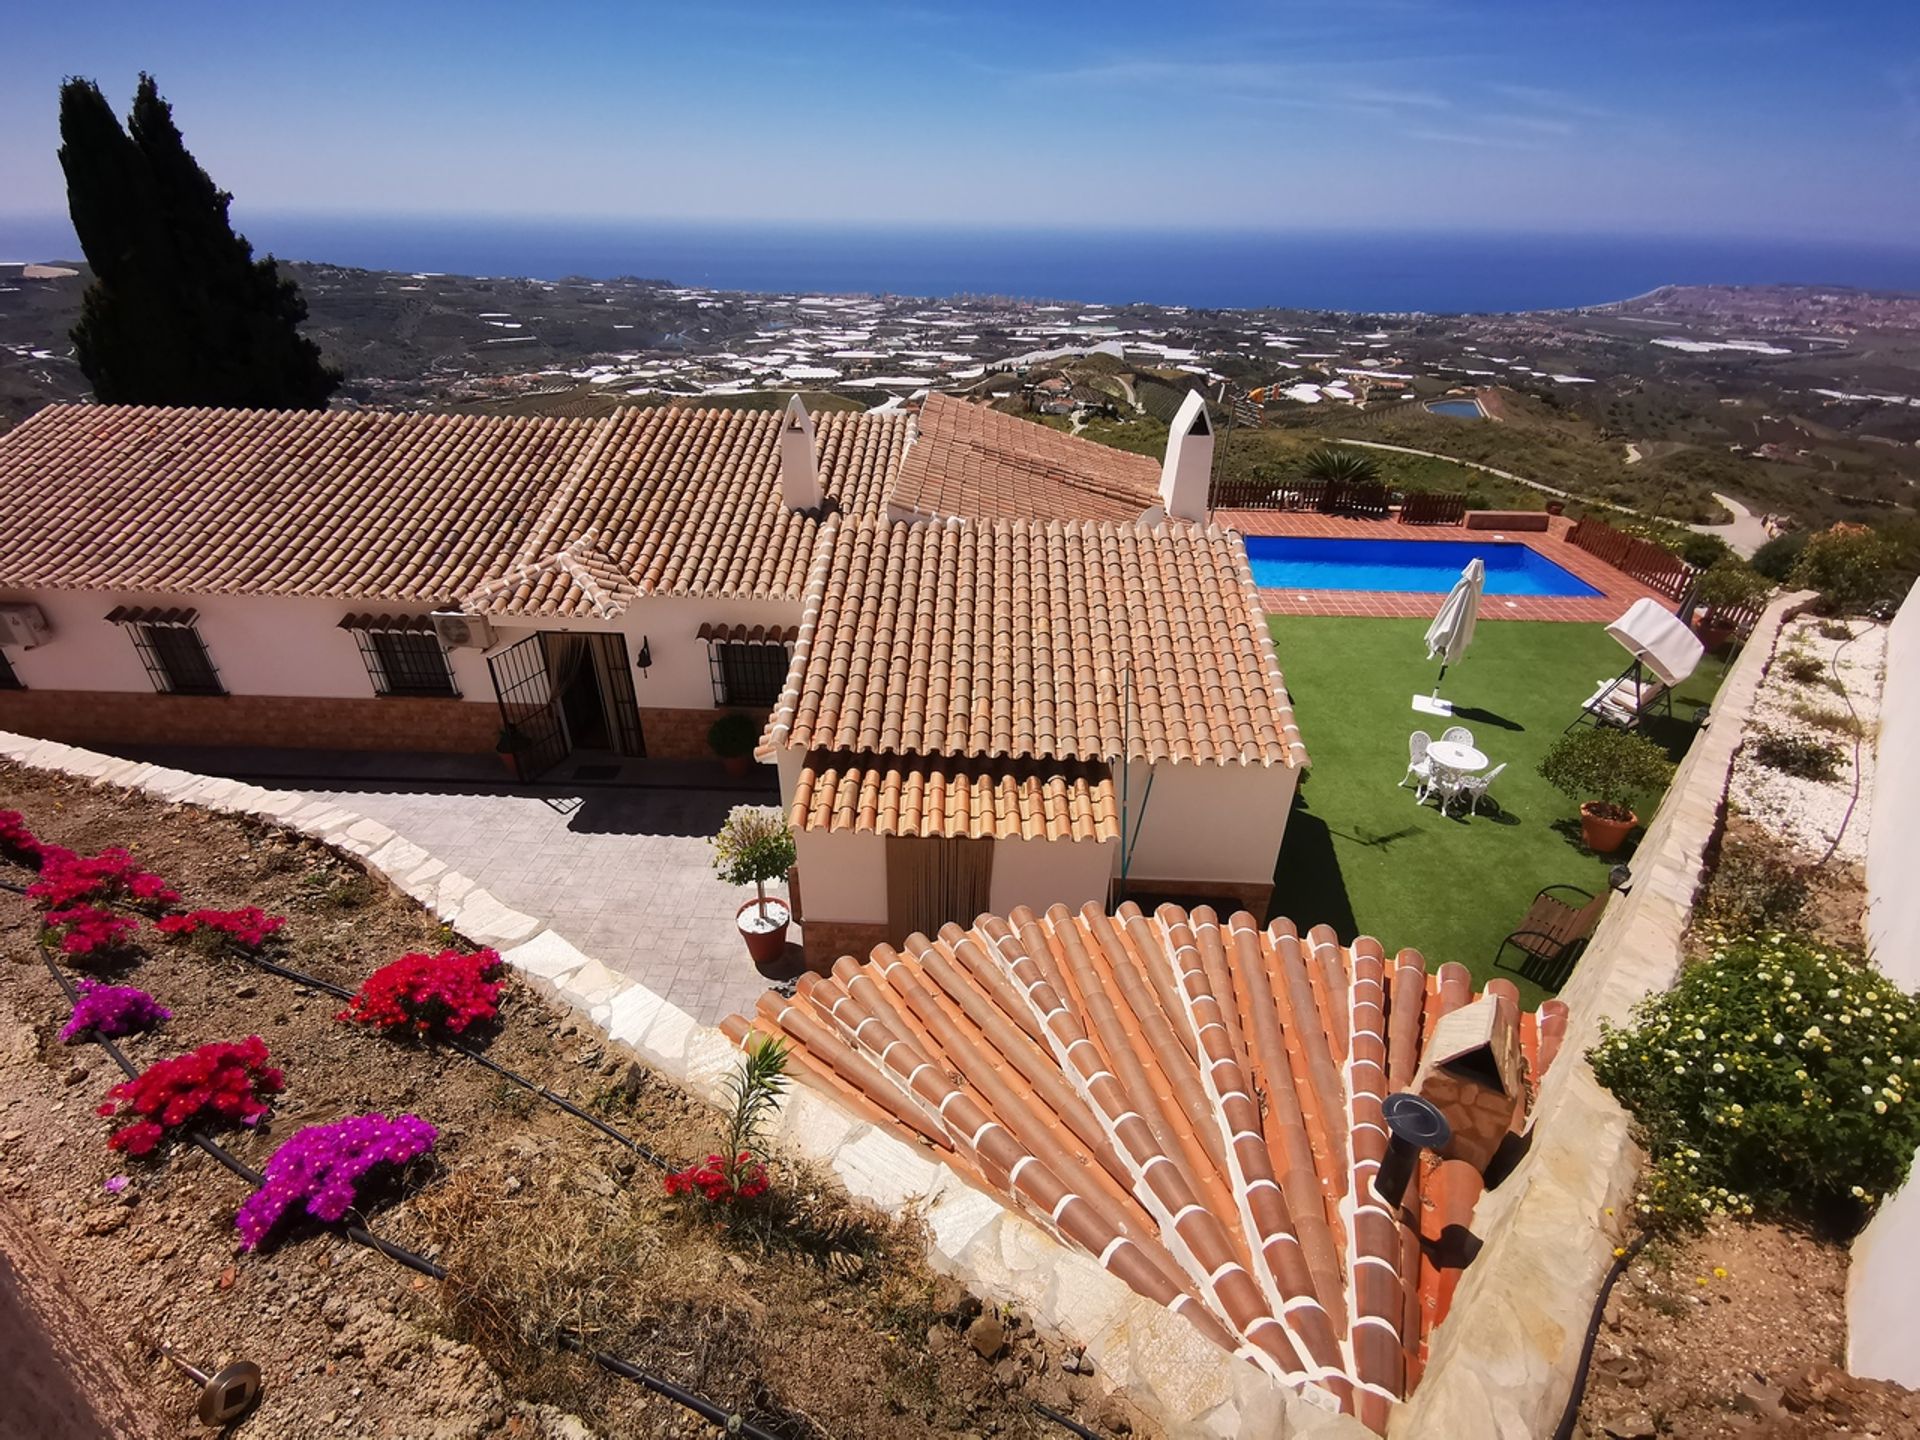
left=1158, top=388, right=1213, bottom=523
left=780, top=394, right=822, bottom=511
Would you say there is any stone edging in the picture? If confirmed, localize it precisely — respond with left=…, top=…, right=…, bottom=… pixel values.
left=1387, top=591, right=1816, bottom=1440
left=0, top=731, right=1355, bottom=1440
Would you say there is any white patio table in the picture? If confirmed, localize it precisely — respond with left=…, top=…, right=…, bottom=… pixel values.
left=1425, top=740, right=1488, bottom=774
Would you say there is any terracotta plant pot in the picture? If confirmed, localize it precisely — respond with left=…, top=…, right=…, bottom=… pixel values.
left=736, top=898, right=792, bottom=966
left=720, top=753, right=752, bottom=779
left=1579, top=802, right=1637, bottom=854
left=1545, top=500, right=1566, bottom=516
left=497, top=750, right=519, bottom=780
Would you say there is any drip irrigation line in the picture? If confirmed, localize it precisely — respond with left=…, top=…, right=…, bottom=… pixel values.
left=1032, top=1400, right=1102, bottom=1439
left=1551, top=1233, right=1652, bottom=1440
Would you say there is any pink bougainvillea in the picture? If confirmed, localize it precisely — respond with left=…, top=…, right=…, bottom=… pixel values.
left=336, top=949, right=504, bottom=1037
left=98, top=1036, right=284, bottom=1156
left=233, top=1113, right=438, bottom=1249
left=60, top=979, right=170, bottom=1041
left=154, top=906, right=287, bottom=951
left=44, top=904, right=141, bottom=958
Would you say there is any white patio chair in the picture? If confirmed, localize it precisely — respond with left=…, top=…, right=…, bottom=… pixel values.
left=1401, top=730, right=1433, bottom=792
left=1420, top=760, right=1465, bottom=809
left=1440, top=724, right=1475, bottom=747
left=1453, top=761, right=1507, bottom=817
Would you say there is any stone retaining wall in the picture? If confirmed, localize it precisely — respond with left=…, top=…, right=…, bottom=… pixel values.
left=1387, top=591, right=1813, bottom=1440
left=0, top=729, right=1354, bottom=1440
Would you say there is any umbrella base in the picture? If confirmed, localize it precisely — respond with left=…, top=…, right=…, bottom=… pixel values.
left=1412, top=693, right=1455, bottom=717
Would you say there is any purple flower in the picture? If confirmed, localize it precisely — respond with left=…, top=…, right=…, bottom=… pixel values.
left=233, top=1114, right=437, bottom=1250
left=61, top=980, right=171, bottom=1042
left=103, top=1175, right=129, bottom=1194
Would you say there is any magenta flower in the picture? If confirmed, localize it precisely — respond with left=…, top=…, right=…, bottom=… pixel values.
left=61, top=979, right=171, bottom=1041
left=234, top=1113, right=438, bottom=1250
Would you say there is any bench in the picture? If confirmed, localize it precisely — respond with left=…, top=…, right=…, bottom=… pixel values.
left=1493, top=883, right=1609, bottom=990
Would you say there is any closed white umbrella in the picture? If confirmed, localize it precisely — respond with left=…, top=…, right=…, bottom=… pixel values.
left=1414, top=557, right=1485, bottom=716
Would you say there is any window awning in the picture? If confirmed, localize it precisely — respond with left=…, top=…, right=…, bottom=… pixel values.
left=697, top=622, right=800, bottom=645
left=104, top=605, right=198, bottom=627
left=337, top=613, right=437, bottom=634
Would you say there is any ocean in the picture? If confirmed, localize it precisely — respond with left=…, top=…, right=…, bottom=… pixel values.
left=7, top=212, right=1920, bottom=315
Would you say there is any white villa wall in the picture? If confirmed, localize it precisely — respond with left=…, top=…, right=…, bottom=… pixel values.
left=1851, top=581, right=1920, bottom=1387
left=0, top=587, right=802, bottom=716
left=792, top=828, right=888, bottom=925
left=1118, top=758, right=1298, bottom=888
left=987, top=835, right=1119, bottom=917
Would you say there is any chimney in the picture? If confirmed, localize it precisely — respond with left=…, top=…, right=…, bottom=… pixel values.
left=1159, top=388, right=1213, bottom=522
left=780, top=394, right=822, bottom=510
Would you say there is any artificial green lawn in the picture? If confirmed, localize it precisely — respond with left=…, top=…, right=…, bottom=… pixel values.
left=1266, top=616, right=1729, bottom=1007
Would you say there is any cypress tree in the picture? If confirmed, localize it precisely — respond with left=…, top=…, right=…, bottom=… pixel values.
left=58, top=75, right=340, bottom=408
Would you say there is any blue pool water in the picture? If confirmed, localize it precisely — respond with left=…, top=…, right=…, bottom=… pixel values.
left=1426, top=399, right=1484, bottom=419
left=1244, top=537, right=1603, bottom=597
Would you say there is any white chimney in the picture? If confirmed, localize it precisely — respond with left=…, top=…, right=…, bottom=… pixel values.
left=780, top=394, right=822, bottom=510
left=1158, top=388, right=1214, bottom=522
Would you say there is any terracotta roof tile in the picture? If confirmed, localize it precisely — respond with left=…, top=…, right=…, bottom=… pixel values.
left=696, top=621, right=801, bottom=645
left=0, top=402, right=908, bottom=606
left=721, top=906, right=1564, bottom=1430
left=791, top=750, right=1118, bottom=841
left=766, top=516, right=1308, bottom=767
left=891, top=393, right=1161, bottom=525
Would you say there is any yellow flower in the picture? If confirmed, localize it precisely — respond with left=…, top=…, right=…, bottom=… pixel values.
left=1712, top=1266, right=1727, bottom=1278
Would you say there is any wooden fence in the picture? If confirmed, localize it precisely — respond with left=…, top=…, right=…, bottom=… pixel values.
left=1565, top=517, right=1695, bottom=604
left=1208, top=477, right=1403, bottom=519
left=1399, top=492, right=1468, bottom=525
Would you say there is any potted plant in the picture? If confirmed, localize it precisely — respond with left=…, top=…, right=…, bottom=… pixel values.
left=1692, top=560, right=1772, bottom=650
left=494, top=725, right=521, bottom=780
left=1537, top=727, right=1676, bottom=854
left=707, top=712, right=760, bottom=779
left=712, top=805, right=796, bottom=964
left=1545, top=499, right=1567, bottom=517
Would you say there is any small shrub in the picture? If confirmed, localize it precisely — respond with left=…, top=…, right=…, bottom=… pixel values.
left=1788, top=527, right=1899, bottom=613
left=1751, top=729, right=1846, bottom=783
left=1698, top=840, right=1808, bottom=933
left=1750, top=529, right=1809, bottom=582
left=154, top=905, right=287, bottom=950
left=98, top=1036, right=284, bottom=1156
left=1692, top=558, right=1772, bottom=615
left=338, top=948, right=504, bottom=1036
left=61, top=979, right=170, bottom=1041
left=1816, top=620, right=1853, bottom=642
left=1299, top=446, right=1380, bottom=485
left=1537, top=727, right=1676, bottom=822
left=234, top=1113, right=438, bottom=1249
left=667, top=1035, right=788, bottom=1206
left=1589, top=932, right=1920, bottom=1232
left=1785, top=699, right=1866, bottom=739
left=1779, top=652, right=1831, bottom=687
left=1679, top=532, right=1731, bottom=569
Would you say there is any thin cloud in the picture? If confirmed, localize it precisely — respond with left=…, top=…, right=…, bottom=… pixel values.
left=1487, top=83, right=1615, bottom=121
left=1405, top=126, right=1554, bottom=153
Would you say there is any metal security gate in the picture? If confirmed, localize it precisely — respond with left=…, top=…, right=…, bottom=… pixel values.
left=487, top=634, right=569, bottom=779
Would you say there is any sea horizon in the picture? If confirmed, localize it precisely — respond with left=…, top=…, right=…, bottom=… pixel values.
left=7, top=211, right=1920, bottom=315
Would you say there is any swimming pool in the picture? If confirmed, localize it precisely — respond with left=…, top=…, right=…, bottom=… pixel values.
left=1426, top=398, right=1484, bottom=419
left=1243, top=536, right=1603, bottom=597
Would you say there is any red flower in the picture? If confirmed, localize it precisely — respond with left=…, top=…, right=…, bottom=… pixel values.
left=100, top=1037, right=283, bottom=1156
left=153, top=906, right=286, bottom=950
left=337, top=949, right=504, bottom=1037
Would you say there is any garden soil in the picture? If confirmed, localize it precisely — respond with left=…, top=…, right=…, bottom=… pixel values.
left=0, top=763, right=1154, bottom=1440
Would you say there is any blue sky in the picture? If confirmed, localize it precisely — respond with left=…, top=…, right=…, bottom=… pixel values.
left=2, top=0, right=1915, bottom=239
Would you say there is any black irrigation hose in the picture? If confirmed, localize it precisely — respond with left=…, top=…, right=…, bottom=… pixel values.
left=1, top=876, right=670, bottom=1171
left=1032, top=1400, right=1102, bottom=1439
left=1550, top=1233, right=1652, bottom=1440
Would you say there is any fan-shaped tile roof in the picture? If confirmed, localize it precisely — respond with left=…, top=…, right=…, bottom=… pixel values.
left=723, top=904, right=1568, bottom=1431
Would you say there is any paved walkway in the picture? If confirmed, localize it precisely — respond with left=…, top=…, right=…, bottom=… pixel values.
left=1687, top=490, right=1769, bottom=558
left=296, top=780, right=794, bottom=1027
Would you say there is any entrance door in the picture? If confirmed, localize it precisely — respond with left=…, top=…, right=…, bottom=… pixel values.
left=487, top=634, right=570, bottom=778
left=887, top=836, right=993, bottom=939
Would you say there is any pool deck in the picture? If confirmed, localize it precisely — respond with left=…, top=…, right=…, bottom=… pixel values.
left=1215, top=510, right=1669, bottom=622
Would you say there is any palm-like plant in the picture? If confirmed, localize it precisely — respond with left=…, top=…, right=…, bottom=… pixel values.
left=1300, top=446, right=1381, bottom=485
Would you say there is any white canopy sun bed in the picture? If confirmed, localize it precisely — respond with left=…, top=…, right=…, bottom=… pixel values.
left=1568, top=598, right=1705, bottom=731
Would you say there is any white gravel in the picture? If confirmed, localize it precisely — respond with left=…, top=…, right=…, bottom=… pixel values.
left=1728, top=617, right=1886, bottom=863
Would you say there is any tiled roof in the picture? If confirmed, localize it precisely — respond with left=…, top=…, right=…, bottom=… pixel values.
left=0, top=403, right=907, bottom=607
left=891, top=393, right=1160, bottom=525
left=722, top=904, right=1569, bottom=1430
left=697, top=622, right=801, bottom=645
left=465, top=536, right=638, bottom=619
left=765, top=517, right=1308, bottom=767
left=790, top=750, right=1118, bottom=842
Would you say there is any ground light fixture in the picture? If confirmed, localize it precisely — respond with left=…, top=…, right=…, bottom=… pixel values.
left=1372, top=1092, right=1452, bottom=1207
left=159, top=1341, right=264, bottom=1427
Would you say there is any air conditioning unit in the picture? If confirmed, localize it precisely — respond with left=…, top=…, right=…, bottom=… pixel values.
left=430, top=611, right=495, bottom=650
left=0, top=603, right=51, bottom=649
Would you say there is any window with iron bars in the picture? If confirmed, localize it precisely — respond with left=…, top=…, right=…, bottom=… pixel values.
left=348, top=622, right=459, bottom=698
left=122, top=618, right=224, bottom=696
left=0, top=649, right=21, bottom=690
left=707, top=640, right=790, bottom=707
